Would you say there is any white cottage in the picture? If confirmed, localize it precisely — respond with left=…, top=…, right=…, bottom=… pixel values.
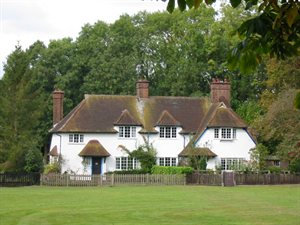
left=49, top=79, right=256, bottom=174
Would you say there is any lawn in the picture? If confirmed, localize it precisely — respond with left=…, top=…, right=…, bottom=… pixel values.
left=0, top=185, right=299, bottom=225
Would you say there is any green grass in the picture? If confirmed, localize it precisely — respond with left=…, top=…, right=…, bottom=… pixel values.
left=0, top=185, right=299, bottom=225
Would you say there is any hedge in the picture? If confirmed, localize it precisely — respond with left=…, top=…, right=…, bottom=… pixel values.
left=151, top=166, right=194, bottom=174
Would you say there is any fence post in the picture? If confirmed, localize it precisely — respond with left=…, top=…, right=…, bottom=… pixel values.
left=183, top=174, right=186, bottom=186
left=111, top=173, right=114, bottom=186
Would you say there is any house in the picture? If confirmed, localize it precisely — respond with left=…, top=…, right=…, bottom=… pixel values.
left=49, top=79, right=256, bottom=174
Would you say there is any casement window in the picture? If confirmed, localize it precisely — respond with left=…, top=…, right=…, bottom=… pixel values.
left=159, top=126, right=177, bottom=138
left=221, top=158, right=245, bottom=170
left=214, top=128, right=236, bottom=140
left=214, top=128, right=219, bottom=139
left=158, top=157, right=177, bottom=166
left=119, top=126, right=136, bottom=138
left=116, top=157, right=138, bottom=170
left=274, top=160, right=280, bottom=167
left=69, top=134, right=84, bottom=143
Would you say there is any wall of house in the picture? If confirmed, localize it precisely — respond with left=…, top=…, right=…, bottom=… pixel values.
left=195, top=128, right=256, bottom=170
left=49, top=126, right=190, bottom=174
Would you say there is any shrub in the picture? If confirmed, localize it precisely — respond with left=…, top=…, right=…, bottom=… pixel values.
left=289, top=158, right=300, bottom=173
left=267, top=166, right=281, bottom=174
left=44, top=163, right=60, bottom=174
left=24, top=148, right=43, bottom=173
left=151, top=165, right=194, bottom=174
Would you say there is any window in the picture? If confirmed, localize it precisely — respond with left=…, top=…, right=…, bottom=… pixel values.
left=119, top=126, right=136, bottom=138
left=220, top=158, right=245, bottom=170
left=116, top=157, right=138, bottom=170
left=215, top=128, right=236, bottom=140
left=69, top=134, right=84, bottom=143
left=274, top=160, right=280, bottom=167
left=214, top=128, right=219, bottom=139
left=158, top=157, right=177, bottom=166
left=159, top=126, right=177, bottom=138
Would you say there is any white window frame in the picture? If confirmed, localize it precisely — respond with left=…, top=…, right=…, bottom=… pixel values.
left=220, top=158, right=245, bottom=170
left=118, top=126, right=137, bottom=138
left=69, top=134, right=84, bottom=143
left=115, top=157, right=138, bottom=170
left=159, top=126, right=177, bottom=139
left=158, top=157, right=177, bottom=166
left=215, top=128, right=236, bottom=140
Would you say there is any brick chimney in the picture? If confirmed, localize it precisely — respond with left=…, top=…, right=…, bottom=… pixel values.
left=136, top=79, right=149, bottom=99
left=53, top=89, right=64, bottom=125
left=210, top=78, right=231, bottom=106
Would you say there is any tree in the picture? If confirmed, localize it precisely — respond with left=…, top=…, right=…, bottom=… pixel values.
left=163, top=0, right=300, bottom=73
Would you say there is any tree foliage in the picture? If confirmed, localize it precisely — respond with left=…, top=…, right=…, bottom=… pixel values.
left=163, top=0, right=300, bottom=73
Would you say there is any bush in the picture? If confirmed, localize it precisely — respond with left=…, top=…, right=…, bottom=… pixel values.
left=151, top=166, right=194, bottom=174
left=289, top=158, right=300, bottom=173
left=24, top=148, right=43, bottom=173
left=44, top=163, right=60, bottom=174
left=267, top=166, right=281, bottom=174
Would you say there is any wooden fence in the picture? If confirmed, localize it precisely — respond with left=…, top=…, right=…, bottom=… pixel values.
left=40, top=173, right=186, bottom=187
left=0, top=173, right=40, bottom=187
left=235, top=172, right=300, bottom=185
left=1, top=172, right=299, bottom=187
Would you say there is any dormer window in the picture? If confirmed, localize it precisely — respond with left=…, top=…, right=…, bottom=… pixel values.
left=119, top=126, right=136, bottom=138
left=159, top=126, right=177, bottom=138
left=214, top=128, right=236, bottom=140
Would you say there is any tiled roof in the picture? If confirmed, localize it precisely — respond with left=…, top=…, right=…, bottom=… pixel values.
left=207, top=104, right=247, bottom=128
left=178, top=147, right=217, bottom=157
left=155, top=110, right=181, bottom=126
left=114, top=109, right=141, bottom=126
left=50, top=95, right=211, bottom=134
left=49, top=145, right=59, bottom=156
left=78, top=140, right=110, bottom=157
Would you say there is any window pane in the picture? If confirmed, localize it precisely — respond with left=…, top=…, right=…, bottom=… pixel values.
left=226, top=129, right=231, bottom=139
left=116, top=158, right=120, bottom=169
left=69, top=134, right=73, bottom=142
left=172, top=127, right=176, bottom=138
left=121, top=157, right=127, bottom=170
left=80, top=134, right=84, bottom=142
left=124, top=126, right=130, bottom=138
left=233, top=129, right=236, bottom=139
left=214, top=129, right=219, bottom=139
left=119, top=127, right=124, bottom=137
left=159, top=158, right=164, bottom=166
left=160, top=127, right=165, bottom=138
left=221, top=129, right=226, bottom=139
left=128, top=157, right=133, bottom=169
left=74, top=134, right=79, bottom=143
left=165, top=157, right=170, bottom=166
left=165, top=127, right=171, bottom=138
left=131, top=127, right=136, bottom=137
left=171, top=158, right=176, bottom=166
left=221, top=158, right=226, bottom=170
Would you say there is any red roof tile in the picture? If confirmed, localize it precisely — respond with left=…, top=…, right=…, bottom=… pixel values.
left=114, top=109, right=141, bottom=126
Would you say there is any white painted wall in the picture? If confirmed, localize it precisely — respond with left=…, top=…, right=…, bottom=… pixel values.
left=49, top=127, right=255, bottom=174
left=195, top=128, right=256, bottom=170
left=49, top=126, right=191, bottom=174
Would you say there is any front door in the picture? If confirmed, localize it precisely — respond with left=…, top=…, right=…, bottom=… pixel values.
left=92, top=157, right=102, bottom=175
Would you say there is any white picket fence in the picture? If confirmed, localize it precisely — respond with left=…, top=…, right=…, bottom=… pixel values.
left=41, top=173, right=186, bottom=186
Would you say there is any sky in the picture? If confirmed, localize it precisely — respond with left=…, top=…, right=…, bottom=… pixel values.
left=0, top=0, right=168, bottom=78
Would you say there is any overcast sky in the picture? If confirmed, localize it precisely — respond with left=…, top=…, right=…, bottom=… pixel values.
left=0, top=0, right=167, bottom=78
